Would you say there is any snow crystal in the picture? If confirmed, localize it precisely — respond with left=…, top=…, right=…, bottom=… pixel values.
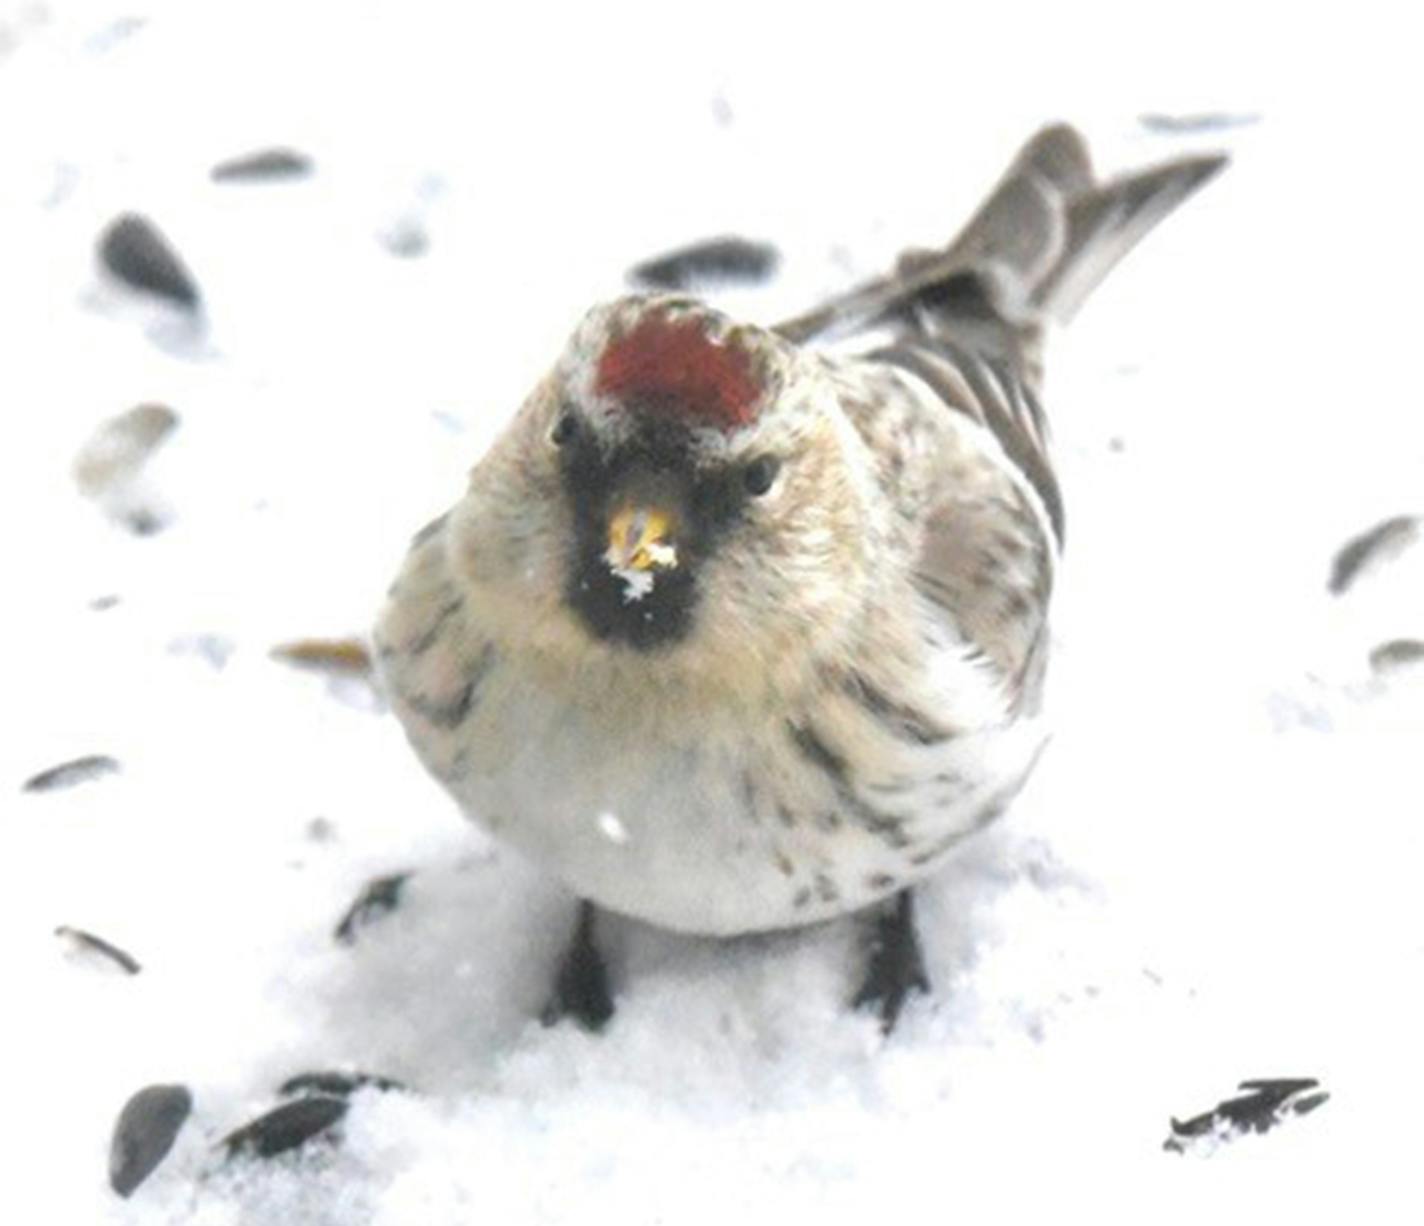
left=595, top=812, right=630, bottom=845
left=606, top=560, right=657, bottom=604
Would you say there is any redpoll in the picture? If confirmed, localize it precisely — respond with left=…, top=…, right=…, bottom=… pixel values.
left=376, top=125, right=1225, bottom=1031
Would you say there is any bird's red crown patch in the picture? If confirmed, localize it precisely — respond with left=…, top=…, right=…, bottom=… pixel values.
left=594, top=314, right=762, bottom=432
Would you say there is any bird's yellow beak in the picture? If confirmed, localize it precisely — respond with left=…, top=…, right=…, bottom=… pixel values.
left=605, top=503, right=679, bottom=573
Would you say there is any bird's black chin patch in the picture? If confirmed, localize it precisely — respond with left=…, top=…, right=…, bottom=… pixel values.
left=558, top=414, right=750, bottom=652
left=567, top=553, right=698, bottom=651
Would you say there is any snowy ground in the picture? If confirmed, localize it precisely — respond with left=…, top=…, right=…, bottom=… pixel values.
left=4, top=2, right=1422, bottom=1222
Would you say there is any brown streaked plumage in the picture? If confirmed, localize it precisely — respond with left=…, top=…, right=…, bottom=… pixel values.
left=376, top=125, right=1226, bottom=1031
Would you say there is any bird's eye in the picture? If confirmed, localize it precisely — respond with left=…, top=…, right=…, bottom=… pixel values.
left=742, top=455, right=781, bottom=497
left=550, top=413, right=580, bottom=447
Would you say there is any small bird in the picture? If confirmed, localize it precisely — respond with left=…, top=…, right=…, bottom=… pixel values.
left=375, top=126, right=1225, bottom=1032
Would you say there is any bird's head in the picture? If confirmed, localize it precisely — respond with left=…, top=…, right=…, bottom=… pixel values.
left=448, top=296, right=879, bottom=701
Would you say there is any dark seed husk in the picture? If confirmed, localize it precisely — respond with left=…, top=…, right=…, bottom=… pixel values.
left=630, top=235, right=779, bottom=290
left=1329, top=515, right=1421, bottom=595
left=278, top=1070, right=407, bottom=1098
left=211, top=148, right=313, bottom=183
left=1139, top=111, right=1260, bottom=134
left=55, top=926, right=142, bottom=974
left=1165, top=1078, right=1328, bottom=1153
left=98, top=213, right=200, bottom=308
left=73, top=403, right=180, bottom=535
left=271, top=638, right=373, bottom=676
left=110, top=1084, right=193, bottom=1197
left=73, top=403, right=178, bottom=497
left=1369, top=639, right=1424, bottom=674
left=23, top=754, right=120, bottom=793
left=333, top=872, right=411, bottom=945
left=221, top=1096, right=348, bottom=1160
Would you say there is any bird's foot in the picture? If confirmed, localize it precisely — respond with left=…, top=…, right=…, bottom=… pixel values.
left=540, top=900, right=615, bottom=1032
left=852, top=890, right=930, bottom=1035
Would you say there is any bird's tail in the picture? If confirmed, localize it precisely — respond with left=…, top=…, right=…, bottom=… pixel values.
left=775, top=125, right=1227, bottom=357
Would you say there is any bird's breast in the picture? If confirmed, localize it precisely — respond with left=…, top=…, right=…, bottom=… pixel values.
left=427, top=645, right=1047, bottom=936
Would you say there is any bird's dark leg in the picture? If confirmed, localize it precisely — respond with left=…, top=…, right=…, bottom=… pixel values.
left=852, top=889, right=930, bottom=1034
left=541, top=900, right=615, bottom=1032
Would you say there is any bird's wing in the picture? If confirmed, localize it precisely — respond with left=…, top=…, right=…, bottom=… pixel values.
left=784, top=126, right=1226, bottom=716
left=870, top=332, right=1064, bottom=545
left=904, top=367, right=1056, bottom=718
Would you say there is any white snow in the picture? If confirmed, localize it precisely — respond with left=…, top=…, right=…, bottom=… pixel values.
left=595, top=812, right=631, bottom=847
left=605, top=559, right=657, bottom=604
left=3, top=2, right=1422, bottom=1223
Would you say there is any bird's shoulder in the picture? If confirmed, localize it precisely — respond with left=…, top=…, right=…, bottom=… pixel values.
left=374, top=511, right=491, bottom=741
left=831, top=352, right=1055, bottom=718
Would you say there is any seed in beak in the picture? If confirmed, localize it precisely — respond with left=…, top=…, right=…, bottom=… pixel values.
left=604, top=504, right=678, bottom=604
left=606, top=504, right=678, bottom=573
